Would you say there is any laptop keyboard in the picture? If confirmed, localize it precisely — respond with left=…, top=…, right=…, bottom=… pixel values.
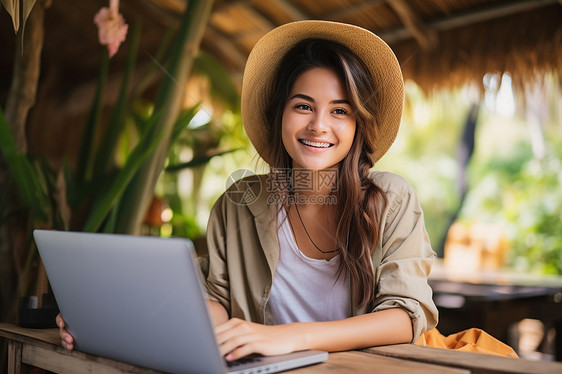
left=226, top=353, right=263, bottom=368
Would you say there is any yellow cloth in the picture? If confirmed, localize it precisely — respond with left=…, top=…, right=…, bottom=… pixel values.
left=415, top=328, right=519, bottom=358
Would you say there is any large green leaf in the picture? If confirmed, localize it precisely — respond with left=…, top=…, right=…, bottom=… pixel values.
left=94, top=21, right=142, bottom=177
left=75, top=48, right=109, bottom=186
left=131, top=27, right=174, bottom=100
left=101, top=203, right=120, bottom=233
left=165, top=149, right=240, bottom=171
left=82, top=128, right=164, bottom=233
left=81, top=111, right=163, bottom=232
left=0, top=108, right=48, bottom=221
left=170, top=104, right=200, bottom=144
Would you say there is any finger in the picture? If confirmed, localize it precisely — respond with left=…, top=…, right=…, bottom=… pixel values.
left=60, top=329, right=74, bottom=351
left=56, top=313, right=64, bottom=328
left=216, top=320, right=251, bottom=345
left=57, top=315, right=74, bottom=351
left=219, top=331, right=256, bottom=357
left=61, top=335, right=74, bottom=350
left=225, top=342, right=260, bottom=362
left=61, top=330, right=73, bottom=344
left=61, top=339, right=74, bottom=351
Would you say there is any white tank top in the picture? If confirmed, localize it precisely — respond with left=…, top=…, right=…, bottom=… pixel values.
left=266, top=208, right=351, bottom=324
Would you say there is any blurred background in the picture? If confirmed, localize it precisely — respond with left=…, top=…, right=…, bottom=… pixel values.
left=1, top=0, right=561, bottom=363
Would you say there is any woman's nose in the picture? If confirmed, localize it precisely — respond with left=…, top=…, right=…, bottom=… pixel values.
left=306, top=112, right=329, bottom=133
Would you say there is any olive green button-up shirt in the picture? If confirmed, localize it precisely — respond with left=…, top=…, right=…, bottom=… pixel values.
left=200, top=171, right=438, bottom=342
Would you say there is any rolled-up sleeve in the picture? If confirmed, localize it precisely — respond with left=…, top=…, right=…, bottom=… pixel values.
left=202, top=194, right=232, bottom=313
left=371, top=172, right=438, bottom=342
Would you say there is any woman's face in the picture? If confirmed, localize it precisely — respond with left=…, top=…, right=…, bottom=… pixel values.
left=281, top=67, right=356, bottom=171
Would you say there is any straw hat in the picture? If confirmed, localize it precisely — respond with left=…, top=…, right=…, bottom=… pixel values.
left=241, top=20, right=404, bottom=165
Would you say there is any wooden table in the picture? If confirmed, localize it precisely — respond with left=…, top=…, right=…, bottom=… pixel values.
left=3, top=323, right=562, bottom=374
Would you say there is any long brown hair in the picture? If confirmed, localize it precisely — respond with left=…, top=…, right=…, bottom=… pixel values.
left=265, top=39, right=387, bottom=308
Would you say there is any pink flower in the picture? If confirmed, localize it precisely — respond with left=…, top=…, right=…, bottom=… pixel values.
left=94, top=0, right=128, bottom=58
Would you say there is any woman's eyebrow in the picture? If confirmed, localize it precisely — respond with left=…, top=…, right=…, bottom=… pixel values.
left=289, top=93, right=314, bottom=102
left=289, top=94, right=350, bottom=105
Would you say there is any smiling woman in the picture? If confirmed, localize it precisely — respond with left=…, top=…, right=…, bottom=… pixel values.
left=199, top=22, right=438, bottom=361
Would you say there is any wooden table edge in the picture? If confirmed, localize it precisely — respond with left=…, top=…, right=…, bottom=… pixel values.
left=364, top=344, right=562, bottom=374
left=0, top=323, right=159, bottom=373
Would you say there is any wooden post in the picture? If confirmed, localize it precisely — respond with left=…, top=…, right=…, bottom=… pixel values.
left=7, top=340, right=22, bottom=374
left=0, top=0, right=48, bottom=323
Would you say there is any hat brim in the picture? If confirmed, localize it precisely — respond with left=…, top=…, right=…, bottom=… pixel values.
left=241, top=20, right=404, bottom=165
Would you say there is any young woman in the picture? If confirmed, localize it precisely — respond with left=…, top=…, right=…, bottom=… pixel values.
left=201, top=21, right=437, bottom=361
left=58, top=20, right=438, bottom=361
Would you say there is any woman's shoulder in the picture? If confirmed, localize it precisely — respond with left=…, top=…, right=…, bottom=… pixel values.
left=368, top=170, right=416, bottom=196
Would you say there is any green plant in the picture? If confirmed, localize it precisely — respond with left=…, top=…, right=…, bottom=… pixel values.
left=457, top=75, right=562, bottom=275
left=0, top=108, right=49, bottom=222
left=113, top=0, right=214, bottom=234
left=62, top=0, right=214, bottom=234
left=377, top=82, right=469, bottom=251
left=0, top=0, right=216, bottom=324
left=463, top=142, right=562, bottom=275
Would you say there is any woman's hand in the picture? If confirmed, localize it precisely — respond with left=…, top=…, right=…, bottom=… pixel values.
left=56, top=313, right=75, bottom=350
left=215, top=318, right=304, bottom=361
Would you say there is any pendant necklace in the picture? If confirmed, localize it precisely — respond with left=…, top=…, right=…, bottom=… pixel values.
left=292, top=203, right=340, bottom=254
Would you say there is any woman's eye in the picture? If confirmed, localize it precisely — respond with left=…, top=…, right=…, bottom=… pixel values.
left=295, top=104, right=312, bottom=111
left=333, top=108, right=348, bottom=115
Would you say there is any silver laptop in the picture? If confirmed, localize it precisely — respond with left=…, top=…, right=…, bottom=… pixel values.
left=34, top=230, right=327, bottom=374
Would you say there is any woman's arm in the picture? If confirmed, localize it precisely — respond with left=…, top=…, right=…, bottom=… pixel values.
left=216, top=307, right=412, bottom=361
left=207, top=299, right=229, bottom=325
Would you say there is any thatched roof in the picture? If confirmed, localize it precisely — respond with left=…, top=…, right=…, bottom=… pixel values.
left=206, top=0, right=562, bottom=91
left=169, top=0, right=562, bottom=92
left=2, top=0, right=561, bottom=95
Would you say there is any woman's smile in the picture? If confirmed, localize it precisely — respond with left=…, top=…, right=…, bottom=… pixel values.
left=299, top=138, right=333, bottom=149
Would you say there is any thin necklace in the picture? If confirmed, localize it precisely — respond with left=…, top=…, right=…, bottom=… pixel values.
left=293, top=204, right=340, bottom=254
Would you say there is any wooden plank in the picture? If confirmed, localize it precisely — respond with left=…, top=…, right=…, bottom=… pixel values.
left=263, top=0, right=308, bottom=22
left=385, top=0, right=438, bottom=51
left=320, top=0, right=386, bottom=21
left=366, top=344, right=562, bottom=374
left=7, top=340, right=22, bottom=374
left=285, top=351, right=469, bottom=374
left=202, top=27, right=248, bottom=71
left=0, top=323, right=60, bottom=346
left=22, top=344, right=159, bottom=374
left=1, top=324, right=158, bottom=373
left=380, top=0, right=558, bottom=44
